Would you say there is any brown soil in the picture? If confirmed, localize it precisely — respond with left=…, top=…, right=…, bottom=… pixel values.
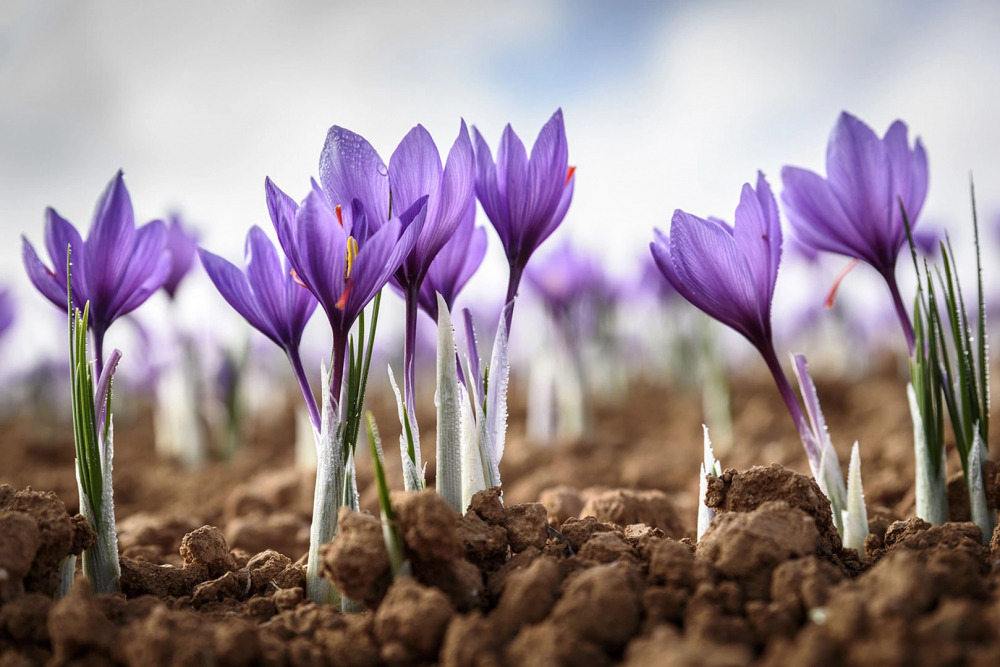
left=1, top=361, right=1000, bottom=665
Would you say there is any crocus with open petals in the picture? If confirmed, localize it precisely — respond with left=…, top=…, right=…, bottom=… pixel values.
left=781, top=112, right=928, bottom=352
left=199, top=226, right=319, bottom=427
left=22, top=171, right=171, bottom=375
left=417, top=201, right=487, bottom=322
left=268, top=179, right=424, bottom=399
left=163, top=215, right=200, bottom=299
left=650, top=172, right=820, bottom=471
left=473, top=108, right=575, bottom=333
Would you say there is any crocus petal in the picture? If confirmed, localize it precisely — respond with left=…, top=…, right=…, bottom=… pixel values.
left=389, top=124, right=443, bottom=222
left=536, top=169, right=575, bottom=252
left=733, top=173, right=782, bottom=308
left=669, top=210, right=764, bottom=343
left=825, top=112, right=894, bottom=264
left=114, top=252, right=172, bottom=319
left=265, top=177, right=299, bottom=255
left=526, top=108, right=569, bottom=234
left=106, top=219, right=168, bottom=324
left=412, top=120, right=475, bottom=277
left=781, top=166, right=877, bottom=264
left=496, top=124, right=530, bottom=254
left=42, top=207, right=87, bottom=302
left=163, top=216, right=200, bottom=298
left=245, top=226, right=293, bottom=345
left=199, top=248, right=278, bottom=344
left=472, top=126, right=509, bottom=248
left=319, top=126, right=390, bottom=230
left=284, top=255, right=318, bottom=337
left=86, top=171, right=136, bottom=306
left=22, top=236, right=68, bottom=309
left=884, top=121, right=929, bottom=238
left=347, top=196, right=427, bottom=318
left=292, top=188, right=348, bottom=320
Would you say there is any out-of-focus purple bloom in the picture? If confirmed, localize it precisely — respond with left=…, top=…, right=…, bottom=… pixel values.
left=200, top=224, right=320, bottom=427
left=473, top=108, right=575, bottom=331
left=417, top=201, right=487, bottom=322
left=22, top=171, right=171, bottom=373
left=911, top=224, right=942, bottom=259
left=525, top=242, right=614, bottom=317
left=635, top=254, right=678, bottom=303
left=651, top=172, right=781, bottom=353
left=0, top=288, right=14, bottom=344
left=650, top=172, right=820, bottom=470
left=781, top=112, right=928, bottom=352
left=163, top=215, right=200, bottom=299
left=267, top=179, right=423, bottom=398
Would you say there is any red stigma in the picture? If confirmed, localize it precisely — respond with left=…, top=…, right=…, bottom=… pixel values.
left=335, top=282, right=353, bottom=310
left=824, top=259, right=859, bottom=309
left=335, top=204, right=344, bottom=228
left=565, top=166, right=576, bottom=186
left=290, top=269, right=308, bottom=289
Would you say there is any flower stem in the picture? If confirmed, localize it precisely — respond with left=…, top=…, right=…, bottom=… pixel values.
left=93, top=326, right=106, bottom=380
left=330, top=334, right=348, bottom=416
left=288, top=348, right=320, bottom=433
left=885, top=271, right=916, bottom=356
left=403, top=286, right=419, bottom=418
left=503, top=263, right=524, bottom=336
left=760, top=344, right=820, bottom=470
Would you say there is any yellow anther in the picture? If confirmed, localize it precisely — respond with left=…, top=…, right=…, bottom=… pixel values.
left=344, top=236, right=359, bottom=280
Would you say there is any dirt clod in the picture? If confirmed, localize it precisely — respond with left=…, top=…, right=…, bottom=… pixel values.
left=374, top=578, right=455, bottom=666
left=319, top=508, right=391, bottom=610
left=395, top=490, right=462, bottom=563
left=180, top=525, right=237, bottom=578
left=503, top=502, right=549, bottom=552
left=581, top=489, right=685, bottom=538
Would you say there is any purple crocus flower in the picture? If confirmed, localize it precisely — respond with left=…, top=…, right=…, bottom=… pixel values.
left=417, top=201, right=488, bottom=322
left=22, top=171, right=171, bottom=375
left=473, top=108, right=575, bottom=333
left=650, top=172, right=820, bottom=472
left=163, top=215, right=200, bottom=299
left=524, top=242, right=613, bottom=318
left=781, top=112, right=928, bottom=353
left=0, top=288, right=14, bottom=344
left=912, top=224, right=941, bottom=260
left=319, top=121, right=474, bottom=420
left=199, top=225, right=320, bottom=427
left=267, top=178, right=423, bottom=403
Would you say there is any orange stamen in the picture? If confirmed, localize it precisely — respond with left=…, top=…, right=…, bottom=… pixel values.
left=290, top=268, right=308, bottom=289
left=824, top=259, right=859, bottom=309
left=335, top=204, right=344, bottom=228
left=565, top=166, right=576, bottom=186
left=335, top=282, right=353, bottom=310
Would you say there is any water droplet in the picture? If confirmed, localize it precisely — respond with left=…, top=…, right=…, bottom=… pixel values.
left=377, top=163, right=388, bottom=176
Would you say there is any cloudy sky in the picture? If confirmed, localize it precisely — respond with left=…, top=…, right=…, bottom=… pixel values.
left=2, top=0, right=999, bottom=366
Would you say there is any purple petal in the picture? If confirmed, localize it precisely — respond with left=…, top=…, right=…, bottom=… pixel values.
left=781, top=166, right=876, bottom=264
left=163, top=216, right=199, bottom=298
left=884, top=120, right=928, bottom=239
left=496, top=124, right=530, bottom=252
left=114, top=251, right=171, bottom=319
left=293, top=189, right=348, bottom=318
left=245, top=226, right=292, bottom=344
left=389, top=124, right=443, bottom=221
left=526, top=108, right=569, bottom=236
left=319, top=126, right=390, bottom=230
left=85, top=171, right=136, bottom=306
left=285, top=254, right=319, bottom=338
left=265, top=177, right=299, bottom=255
left=733, top=173, right=782, bottom=309
left=199, top=248, right=278, bottom=344
left=825, top=113, right=894, bottom=264
left=42, top=207, right=87, bottom=304
left=107, top=219, right=168, bottom=323
left=535, top=168, right=575, bottom=252
left=669, top=210, right=764, bottom=343
left=22, top=236, right=69, bottom=310
left=412, top=120, right=475, bottom=276
left=473, top=126, right=508, bottom=247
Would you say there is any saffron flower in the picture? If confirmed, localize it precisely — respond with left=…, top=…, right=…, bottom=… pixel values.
left=199, top=225, right=320, bottom=428
left=473, top=108, right=575, bottom=333
left=781, top=112, right=928, bottom=352
left=163, top=215, right=200, bottom=299
left=0, top=288, right=14, bottom=344
left=22, top=171, right=171, bottom=375
left=525, top=242, right=614, bottom=321
left=319, top=122, right=474, bottom=396
left=650, top=172, right=820, bottom=472
left=417, top=201, right=487, bottom=322
left=268, top=179, right=424, bottom=400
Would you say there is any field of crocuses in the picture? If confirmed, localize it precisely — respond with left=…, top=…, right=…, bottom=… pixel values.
left=3, top=8, right=1000, bottom=663
left=2, top=101, right=998, bottom=666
